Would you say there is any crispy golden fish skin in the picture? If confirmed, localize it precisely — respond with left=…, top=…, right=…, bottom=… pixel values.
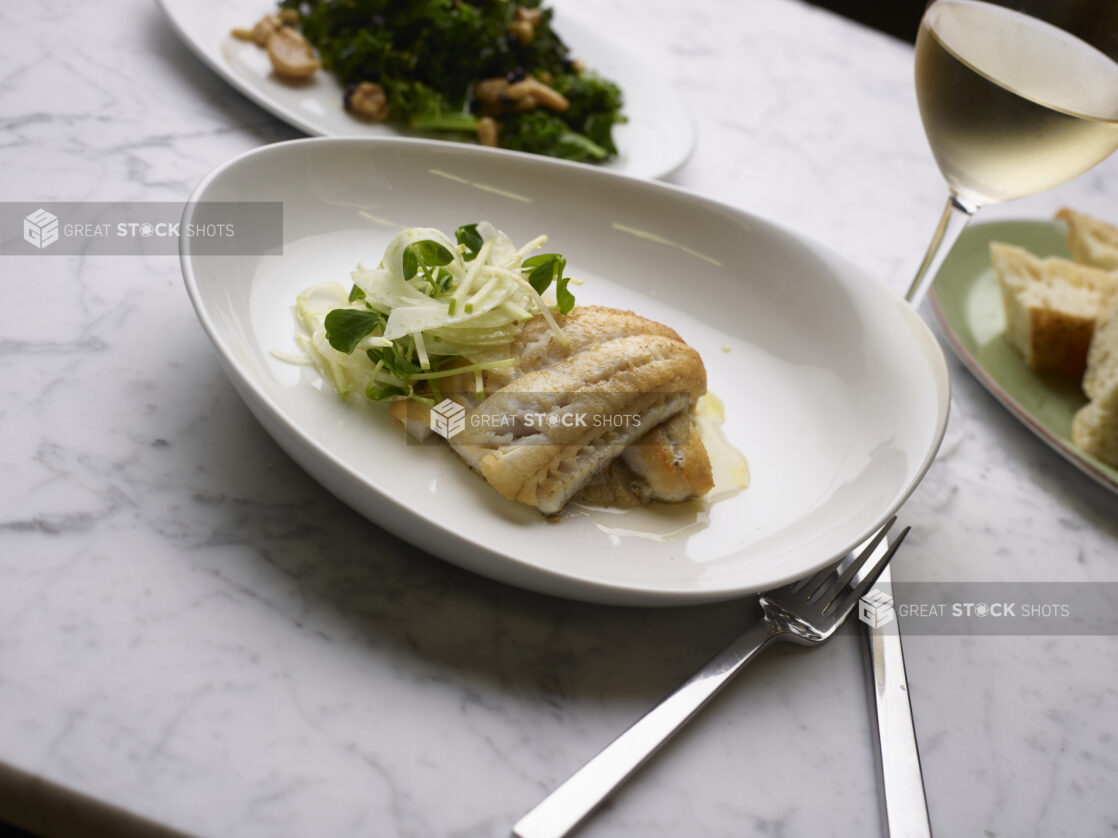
left=621, top=412, right=714, bottom=501
left=573, top=461, right=654, bottom=508
left=572, top=413, right=714, bottom=508
left=480, top=305, right=685, bottom=390
left=438, top=306, right=688, bottom=402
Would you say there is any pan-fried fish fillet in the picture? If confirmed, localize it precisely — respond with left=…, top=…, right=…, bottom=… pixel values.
left=620, top=412, right=714, bottom=502
left=451, top=332, right=704, bottom=514
left=574, top=412, right=714, bottom=507
left=393, top=306, right=714, bottom=514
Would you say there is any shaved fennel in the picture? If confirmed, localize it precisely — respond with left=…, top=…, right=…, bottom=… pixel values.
left=293, top=221, right=577, bottom=401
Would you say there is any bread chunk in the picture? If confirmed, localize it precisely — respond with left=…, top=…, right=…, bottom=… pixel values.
left=1083, top=292, right=1118, bottom=402
left=991, top=242, right=1118, bottom=379
left=1072, top=377, right=1118, bottom=468
left=1057, top=208, right=1118, bottom=271
left=1073, top=292, right=1118, bottom=468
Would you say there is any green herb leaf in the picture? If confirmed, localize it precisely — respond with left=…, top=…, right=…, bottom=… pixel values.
left=348, top=284, right=366, bottom=302
left=365, top=382, right=406, bottom=401
left=521, top=253, right=565, bottom=295
left=556, top=274, right=576, bottom=314
left=324, top=308, right=385, bottom=354
left=366, top=345, right=421, bottom=381
left=433, top=268, right=453, bottom=294
left=455, top=223, right=483, bottom=261
left=402, top=239, right=454, bottom=280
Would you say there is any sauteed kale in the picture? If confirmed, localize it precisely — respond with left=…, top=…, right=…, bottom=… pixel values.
left=276, top=0, right=625, bottom=162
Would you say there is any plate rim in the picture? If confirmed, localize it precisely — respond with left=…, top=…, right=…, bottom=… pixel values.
left=928, top=218, right=1118, bottom=497
left=180, top=136, right=951, bottom=605
left=154, top=0, right=696, bottom=180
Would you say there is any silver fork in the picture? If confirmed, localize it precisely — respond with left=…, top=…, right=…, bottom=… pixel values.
left=512, top=517, right=910, bottom=838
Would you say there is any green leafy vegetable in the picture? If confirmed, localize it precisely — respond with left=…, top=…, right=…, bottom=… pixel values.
left=366, top=345, right=422, bottom=380
left=402, top=239, right=455, bottom=281
left=277, top=0, right=625, bottom=163
left=366, top=382, right=407, bottom=401
left=555, top=274, right=575, bottom=314
left=498, top=110, right=608, bottom=162
left=455, top=223, right=483, bottom=260
left=324, top=308, right=385, bottom=353
left=521, top=253, right=575, bottom=312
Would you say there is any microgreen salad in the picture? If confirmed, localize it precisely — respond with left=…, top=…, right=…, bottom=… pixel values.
left=294, top=221, right=576, bottom=402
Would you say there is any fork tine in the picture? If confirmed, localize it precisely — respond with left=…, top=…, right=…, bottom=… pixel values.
left=793, top=559, right=844, bottom=597
left=818, top=516, right=897, bottom=611
left=826, top=525, right=911, bottom=617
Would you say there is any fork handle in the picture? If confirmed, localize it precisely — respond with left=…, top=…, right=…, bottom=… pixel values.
left=512, top=620, right=782, bottom=838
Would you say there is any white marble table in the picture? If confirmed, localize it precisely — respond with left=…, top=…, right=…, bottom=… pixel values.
left=2, top=0, right=1117, bottom=836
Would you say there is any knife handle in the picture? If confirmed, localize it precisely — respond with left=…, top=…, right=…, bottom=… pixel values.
left=865, top=566, right=934, bottom=838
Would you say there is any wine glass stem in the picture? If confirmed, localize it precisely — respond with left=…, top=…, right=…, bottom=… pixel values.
left=905, top=194, right=977, bottom=306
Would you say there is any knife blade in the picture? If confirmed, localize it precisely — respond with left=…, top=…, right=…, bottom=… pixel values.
left=862, top=558, right=934, bottom=838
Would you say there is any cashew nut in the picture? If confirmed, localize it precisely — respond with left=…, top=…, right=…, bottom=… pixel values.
left=514, top=6, right=543, bottom=26
left=473, top=75, right=568, bottom=115
left=345, top=82, right=390, bottom=121
left=477, top=117, right=499, bottom=147
left=508, top=19, right=535, bottom=46
left=266, top=27, right=321, bottom=80
left=474, top=77, right=510, bottom=114
left=251, top=15, right=280, bottom=47
left=505, top=77, right=569, bottom=112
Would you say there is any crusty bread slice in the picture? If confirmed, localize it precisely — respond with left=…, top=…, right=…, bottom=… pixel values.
left=991, top=241, right=1118, bottom=379
left=1083, top=292, right=1118, bottom=402
left=1073, top=291, right=1118, bottom=468
left=1056, top=208, right=1118, bottom=271
left=1072, top=375, right=1118, bottom=468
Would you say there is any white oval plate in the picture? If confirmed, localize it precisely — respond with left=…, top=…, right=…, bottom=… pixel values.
left=181, top=137, right=950, bottom=605
left=156, top=0, right=695, bottom=180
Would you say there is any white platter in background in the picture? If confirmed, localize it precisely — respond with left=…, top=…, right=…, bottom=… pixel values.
left=156, top=0, right=695, bottom=179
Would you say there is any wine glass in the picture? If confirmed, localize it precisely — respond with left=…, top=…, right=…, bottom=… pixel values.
left=904, top=0, right=1118, bottom=306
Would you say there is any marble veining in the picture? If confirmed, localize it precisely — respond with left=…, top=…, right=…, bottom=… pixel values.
left=1, top=0, right=1117, bottom=836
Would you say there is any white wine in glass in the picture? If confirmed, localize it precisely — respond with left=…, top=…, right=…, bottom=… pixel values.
left=905, top=0, right=1118, bottom=305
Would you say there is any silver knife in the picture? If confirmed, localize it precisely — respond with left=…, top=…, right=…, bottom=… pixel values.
left=862, top=558, right=934, bottom=838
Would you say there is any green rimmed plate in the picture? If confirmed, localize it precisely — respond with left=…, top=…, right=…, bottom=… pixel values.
left=929, top=219, right=1118, bottom=494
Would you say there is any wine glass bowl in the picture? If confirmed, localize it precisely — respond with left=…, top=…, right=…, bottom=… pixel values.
left=904, top=0, right=1118, bottom=305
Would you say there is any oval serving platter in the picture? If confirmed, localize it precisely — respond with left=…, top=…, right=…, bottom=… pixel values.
left=181, top=137, right=950, bottom=605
